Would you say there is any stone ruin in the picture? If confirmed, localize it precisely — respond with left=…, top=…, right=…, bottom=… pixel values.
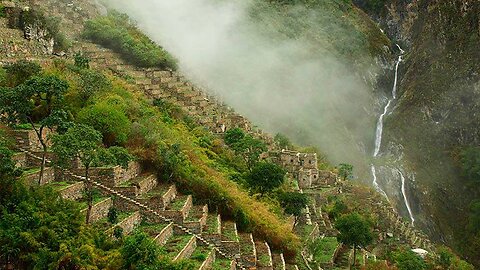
left=277, top=149, right=338, bottom=189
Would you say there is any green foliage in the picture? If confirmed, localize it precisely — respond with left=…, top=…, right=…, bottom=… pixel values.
left=0, top=67, right=6, bottom=86
left=274, top=133, right=294, bottom=150
left=309, top=237, right=338, bottom=264
left=355, top=0, right=387, bottom=13
left=107, top=146, right=134, bottom=169
left=0, top=4, right=5, bottom=18
left=77, top=69, right=111, bottom=106
left=20, top=9, right=70, bottom=52
left=338, top=163, right=353, bottom=180
left=74, top=53, right=90, bottom=69
left=83, top=11, right=178, bottom=70
left=225, top=128, right=245, bottom=146
left=226, top=131, right=267, bottom=170
left=247, top=162, right=286, bottom=195
left=113, top=226, right=124, bottom=239
left=51, top=124, right=103, bottom=169
left=459, top=147, right=480, bottom=185
left=77, top=101, right=131, bottom=146
left=3, top=60, right=41, bottom=87
left=327, top=198, right=348, bottom=220
left=0, top=74, right=69, bottom=127
left=279, top=192, right=308, bottom=218
left=393, top=250, right=426, bottom=270
left=120, top=232, right=159, bottom=269
left=108, top=207, right=119, bottom=224
left=335, top=212, right=373, bottom=267
left=335, top=212, right=373, bottom=248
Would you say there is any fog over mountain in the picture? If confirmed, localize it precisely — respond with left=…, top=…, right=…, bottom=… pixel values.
left=102, top=0, right=381, bottom=172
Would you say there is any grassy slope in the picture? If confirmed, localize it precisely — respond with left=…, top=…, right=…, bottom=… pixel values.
left=43, top=60, right=300, bottom=256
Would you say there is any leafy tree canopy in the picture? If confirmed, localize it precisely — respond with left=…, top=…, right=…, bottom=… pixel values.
left=247, top=162, right=286, bottom=195
left=335, top=212, right=373, bottom=248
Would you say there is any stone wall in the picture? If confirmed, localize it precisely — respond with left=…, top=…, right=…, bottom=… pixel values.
left=173, top=236, right=196, bottom=261
left=107, top=211, right=141, bottom=236
left=154, top=223, right=174, bottom=246
left=68, top=161, right=141, bottom=187
left=13, top=129, right=50, bottom=152
left=25, top=151, right=56, bottom=168
left=80, top=198, right=112, bottom=223
left=59, top=182, right=84, bottom=200
left=12, top=152, right=26, bottom=168
left=199, top=249, right=215, bottom=270
left=23, top=166, right=55, bottom=185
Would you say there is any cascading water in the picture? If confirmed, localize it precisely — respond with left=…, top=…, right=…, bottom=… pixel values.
left=399, top=169, right=415, bottom=225
left=371, top=45, right=415, bottom=225
left=370, top=165, right=389, bottom=200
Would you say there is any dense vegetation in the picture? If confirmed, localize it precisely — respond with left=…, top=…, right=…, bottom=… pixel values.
left=83, top=12, right=178, bottom=70
left=0, top=129, right=194, bottom=269
left=0, top=57, right=300, bottom=260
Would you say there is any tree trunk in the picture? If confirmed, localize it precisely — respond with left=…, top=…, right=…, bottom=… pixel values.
left=352, top=244, right=357, bottom=270
left=39, top=142, right=47, bottom=185
left=292, top=216, right=298, bottom=232
left=85, top=166, right=93, bottom=224
left=28, top=121, right=47, bottom=185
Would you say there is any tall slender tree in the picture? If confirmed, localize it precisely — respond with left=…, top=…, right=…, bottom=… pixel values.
left=335, top=212, right=373, bottom=269
left=0, top=74, right=69, bottom=184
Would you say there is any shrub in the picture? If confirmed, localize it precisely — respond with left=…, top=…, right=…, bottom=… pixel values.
left=83, top=12, right=178, bottom=70
left=77, top=101, right=131, bottom=146
left=4, top=60, right=41, bottom=87
left=77, top=69, right=111, bottom=104
left=108, top=207, right=119, bottom=224
left=74, top=53, right=90, bottom=69
left=246, top=162, right=286, bottom=195
left=393, top=250, right=426, bottom=270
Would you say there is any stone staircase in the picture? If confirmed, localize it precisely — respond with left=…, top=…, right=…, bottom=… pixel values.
left=12, top=129, right=299, bottom=270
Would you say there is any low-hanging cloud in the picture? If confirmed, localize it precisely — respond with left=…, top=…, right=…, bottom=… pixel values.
left=102, top=0, right=378, bottom=170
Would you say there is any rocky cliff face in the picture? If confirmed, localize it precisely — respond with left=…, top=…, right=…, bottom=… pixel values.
left=356, top=0, right=480, bottom=264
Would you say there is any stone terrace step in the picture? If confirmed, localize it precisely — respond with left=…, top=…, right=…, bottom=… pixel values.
left=164, top=233, right=196, bottom=261
left=255, top=241, right=273, bottom=269
left=189, top=245, right=214, bottom=269
left=80, top=197, right=112, bottom=223
left=113, top=173, right=157, bottom=197
left=105, top=211, right=142, bottom=237
left=272, top=253, right=286, bottom=270
left=137, top=183, right=177, bottom=211
left=239, top=233, right=256, bottom=268
left=161, top=195, right=193, bottom=223
left=184, top=204, right=208, bottom=234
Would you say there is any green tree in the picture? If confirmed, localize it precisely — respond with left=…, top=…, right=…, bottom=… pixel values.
left=121, top=232, right=159, bottom=269
left=3, top=60, right=41, bottom=87
left=279, top=192, right=308, bottom=230
left=224, top=128, right=267, bottom=170
left=274, top=133, right=294, bottom=150
left=0, top=74, right=69, bottom=184
left=225, top=127, right=245, bottom=146
left=52, top=124, right=103, bottom=224
left=393, top=250, right=426, bottom=270
left=335, top=212, right=373, bottom=269
left=247, top=162, right=286, bottom=195
left=74, top=52, right=90, bottom=69
left=77, top=101, right=131, bottom=146
left=460, top=147, right=480, bottom=184
left=338, top=163, right=353, bottom=181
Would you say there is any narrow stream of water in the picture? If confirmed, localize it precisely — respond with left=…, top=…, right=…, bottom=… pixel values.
left=399, top=169, right=415, bottom=225
left=371, top=45, right=415, bottom=225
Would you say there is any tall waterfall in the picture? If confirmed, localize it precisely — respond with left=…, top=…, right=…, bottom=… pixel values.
left=399, top=169, right=415, bottom=225
left=371, top=46, right=412, bottom=220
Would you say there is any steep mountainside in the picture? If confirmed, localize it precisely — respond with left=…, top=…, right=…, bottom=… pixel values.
left=355, top=0, right=480, bottom=264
